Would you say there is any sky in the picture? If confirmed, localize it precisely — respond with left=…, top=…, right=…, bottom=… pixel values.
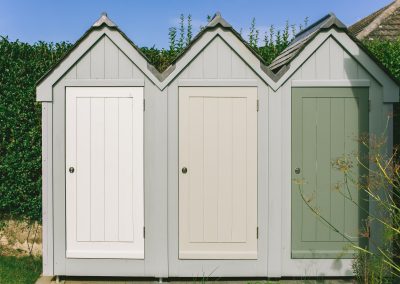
left=0, top=0, right=394, bottom=48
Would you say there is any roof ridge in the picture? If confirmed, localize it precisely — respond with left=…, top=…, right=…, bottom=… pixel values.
left=354, top=0, right=400, bottom=39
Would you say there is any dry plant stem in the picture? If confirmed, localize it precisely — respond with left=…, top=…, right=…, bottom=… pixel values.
left=298, top=185, right=355, bottom=243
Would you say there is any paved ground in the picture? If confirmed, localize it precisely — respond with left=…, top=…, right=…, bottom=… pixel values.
left=36, top=276, right=356, bottom=284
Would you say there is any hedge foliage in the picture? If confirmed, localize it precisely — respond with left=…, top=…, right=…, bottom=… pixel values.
left=363, top=38, right=400, bottom=82
left=1, top=16, right=399, bottom=223
left=0, top=37, right=72, bottom=221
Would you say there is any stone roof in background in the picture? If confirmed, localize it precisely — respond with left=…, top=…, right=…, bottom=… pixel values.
left=349, top=0, right=400, bottom=40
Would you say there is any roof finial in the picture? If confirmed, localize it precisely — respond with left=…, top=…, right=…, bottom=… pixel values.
left=206, top=11, right=232, bottom=28
left=93, top=11, right=117, bottom=27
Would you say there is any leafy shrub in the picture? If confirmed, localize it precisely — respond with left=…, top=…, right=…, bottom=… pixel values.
left=363, top=38, right=400, bottom=81
left=0, top=37, right=72, bottom=222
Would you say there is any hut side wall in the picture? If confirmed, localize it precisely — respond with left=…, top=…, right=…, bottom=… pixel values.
left=167, top=35, right=269, bottom=277
left=267, top=36, right=392, bottom=277
left=49, top=33, right=168, bottom=276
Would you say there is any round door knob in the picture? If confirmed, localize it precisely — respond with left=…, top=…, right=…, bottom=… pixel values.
left=69, top=167, right=75, bottom=173
left=295, top=168, right=301, bottom=174
left=182, top=167, right=188, bottom=174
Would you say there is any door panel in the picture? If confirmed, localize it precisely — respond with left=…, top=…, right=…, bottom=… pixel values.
left=179, top=87, right=257, bottom=259
left=66, top=87, right=144, bottom=259
left=291, top=87, right=368, bottom=259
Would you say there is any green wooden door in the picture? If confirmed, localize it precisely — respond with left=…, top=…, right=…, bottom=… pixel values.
left=292, top=87, right=369, bottom=259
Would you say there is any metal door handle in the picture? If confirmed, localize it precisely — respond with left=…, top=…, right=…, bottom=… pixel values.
left=69, top=167, right=75, bottom=173
left=182, top=167, right=188, bottom=174
left=295, top=168, right=301, bottom=174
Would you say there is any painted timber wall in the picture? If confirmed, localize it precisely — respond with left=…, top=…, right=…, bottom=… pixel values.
left=166, top=35, right=269, bottom=276
left=42, top=33, right=168, bottom=276
left=38, top=14, right=399, bottom=278
left=267, top=36, right=392, bottom=277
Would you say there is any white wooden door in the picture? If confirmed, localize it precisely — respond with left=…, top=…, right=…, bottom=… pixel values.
left=66, top=87, right=144, bottom=259
left=179, top=87, right=258, bottom=259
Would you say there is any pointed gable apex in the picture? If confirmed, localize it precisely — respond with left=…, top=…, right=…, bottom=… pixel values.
left=36, top=13, right=161, bottom=101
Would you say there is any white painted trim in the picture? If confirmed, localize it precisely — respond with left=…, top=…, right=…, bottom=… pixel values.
left=41, top=103, right=54, bottom=276
left=178, top=79, right=259, bottom=86
left=66, top=250, right=144, bottom=259
left=291, top=79, right=370, bottom=87
left=63, top=79, right=145, bottom=87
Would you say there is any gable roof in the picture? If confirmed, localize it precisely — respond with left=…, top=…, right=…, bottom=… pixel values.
left=269, top=13, right=346, bottom=72
left=349, top=0, right=400, bottom=40
left=269, top=13, right=400, bottom=86
left=35, top=12, right=162, bottom=91
left=37, top=11, right=399, bottom=102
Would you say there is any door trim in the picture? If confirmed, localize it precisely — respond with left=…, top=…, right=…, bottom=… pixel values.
left=167, top=83, right=269, bottom=277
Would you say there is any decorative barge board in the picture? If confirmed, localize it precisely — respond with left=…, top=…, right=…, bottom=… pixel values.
left=36, top=11, right=399, bottom=279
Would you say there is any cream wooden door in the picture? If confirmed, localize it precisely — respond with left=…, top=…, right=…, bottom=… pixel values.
left=66, top=87, right=144, bottom=259
left=179, top=87, right=258, bottom=259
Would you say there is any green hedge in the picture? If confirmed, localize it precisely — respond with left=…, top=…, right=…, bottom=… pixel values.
left=1, top=32, right=399, bottom=223
left=0, top=37, right=71, bottom=222
left=363, top=39, right=400, bottom=81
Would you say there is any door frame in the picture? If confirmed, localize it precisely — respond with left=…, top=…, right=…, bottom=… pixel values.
left=52, top=80, right=169, bottom=277
left=280, top=84, right=369, bottom=276
left=167, top=80, right=269, bottom=277
left=65, top=87, right=144, bottom=259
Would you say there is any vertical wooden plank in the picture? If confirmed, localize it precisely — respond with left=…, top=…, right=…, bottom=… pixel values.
left=188, top=97, right=205, bottom=242
left=329, top=38, right=344, bottom=79
left=315, top=40, right=330, bottom=79
left=330, top=98, right=345, bottom=241
left=344, top=97, right=360, bottom=240
left=76, top=98, right=91, bottom=241
left=42, top=103, right=54, bottom=275
left=343, top=52, right=358, bottom=79
left=118, top=50, right=133, bottom=79
left=104, top=37, right=119, bottom=79
left=217, top=38, right=232, bottom=78
left=118, top=98, right=134, bottom=242
left=104, top=98, right=119, bottom=241
left=301, top=97, right=317, bottom=241
left=188, top=53, right=203, bottom=79
left=90, top=98, right=105, bottom=241
left=217, top=97, right=233, bottom=242
left=300, top=53, right=316, bottom=79
left=316, top=98, right=331, bottom=241
left=232, top=97, right=247, bottom=242
left=203, top=97, right=219, bottom=241
left=76, top=53, right=91, bottom=79
left=203, top=38, right=218, bottom=78
left=131, top=88, right=144, bottom=256
left=90, top=37, right=105, bottom=79
left=231, top=51, right=247, bottom=78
